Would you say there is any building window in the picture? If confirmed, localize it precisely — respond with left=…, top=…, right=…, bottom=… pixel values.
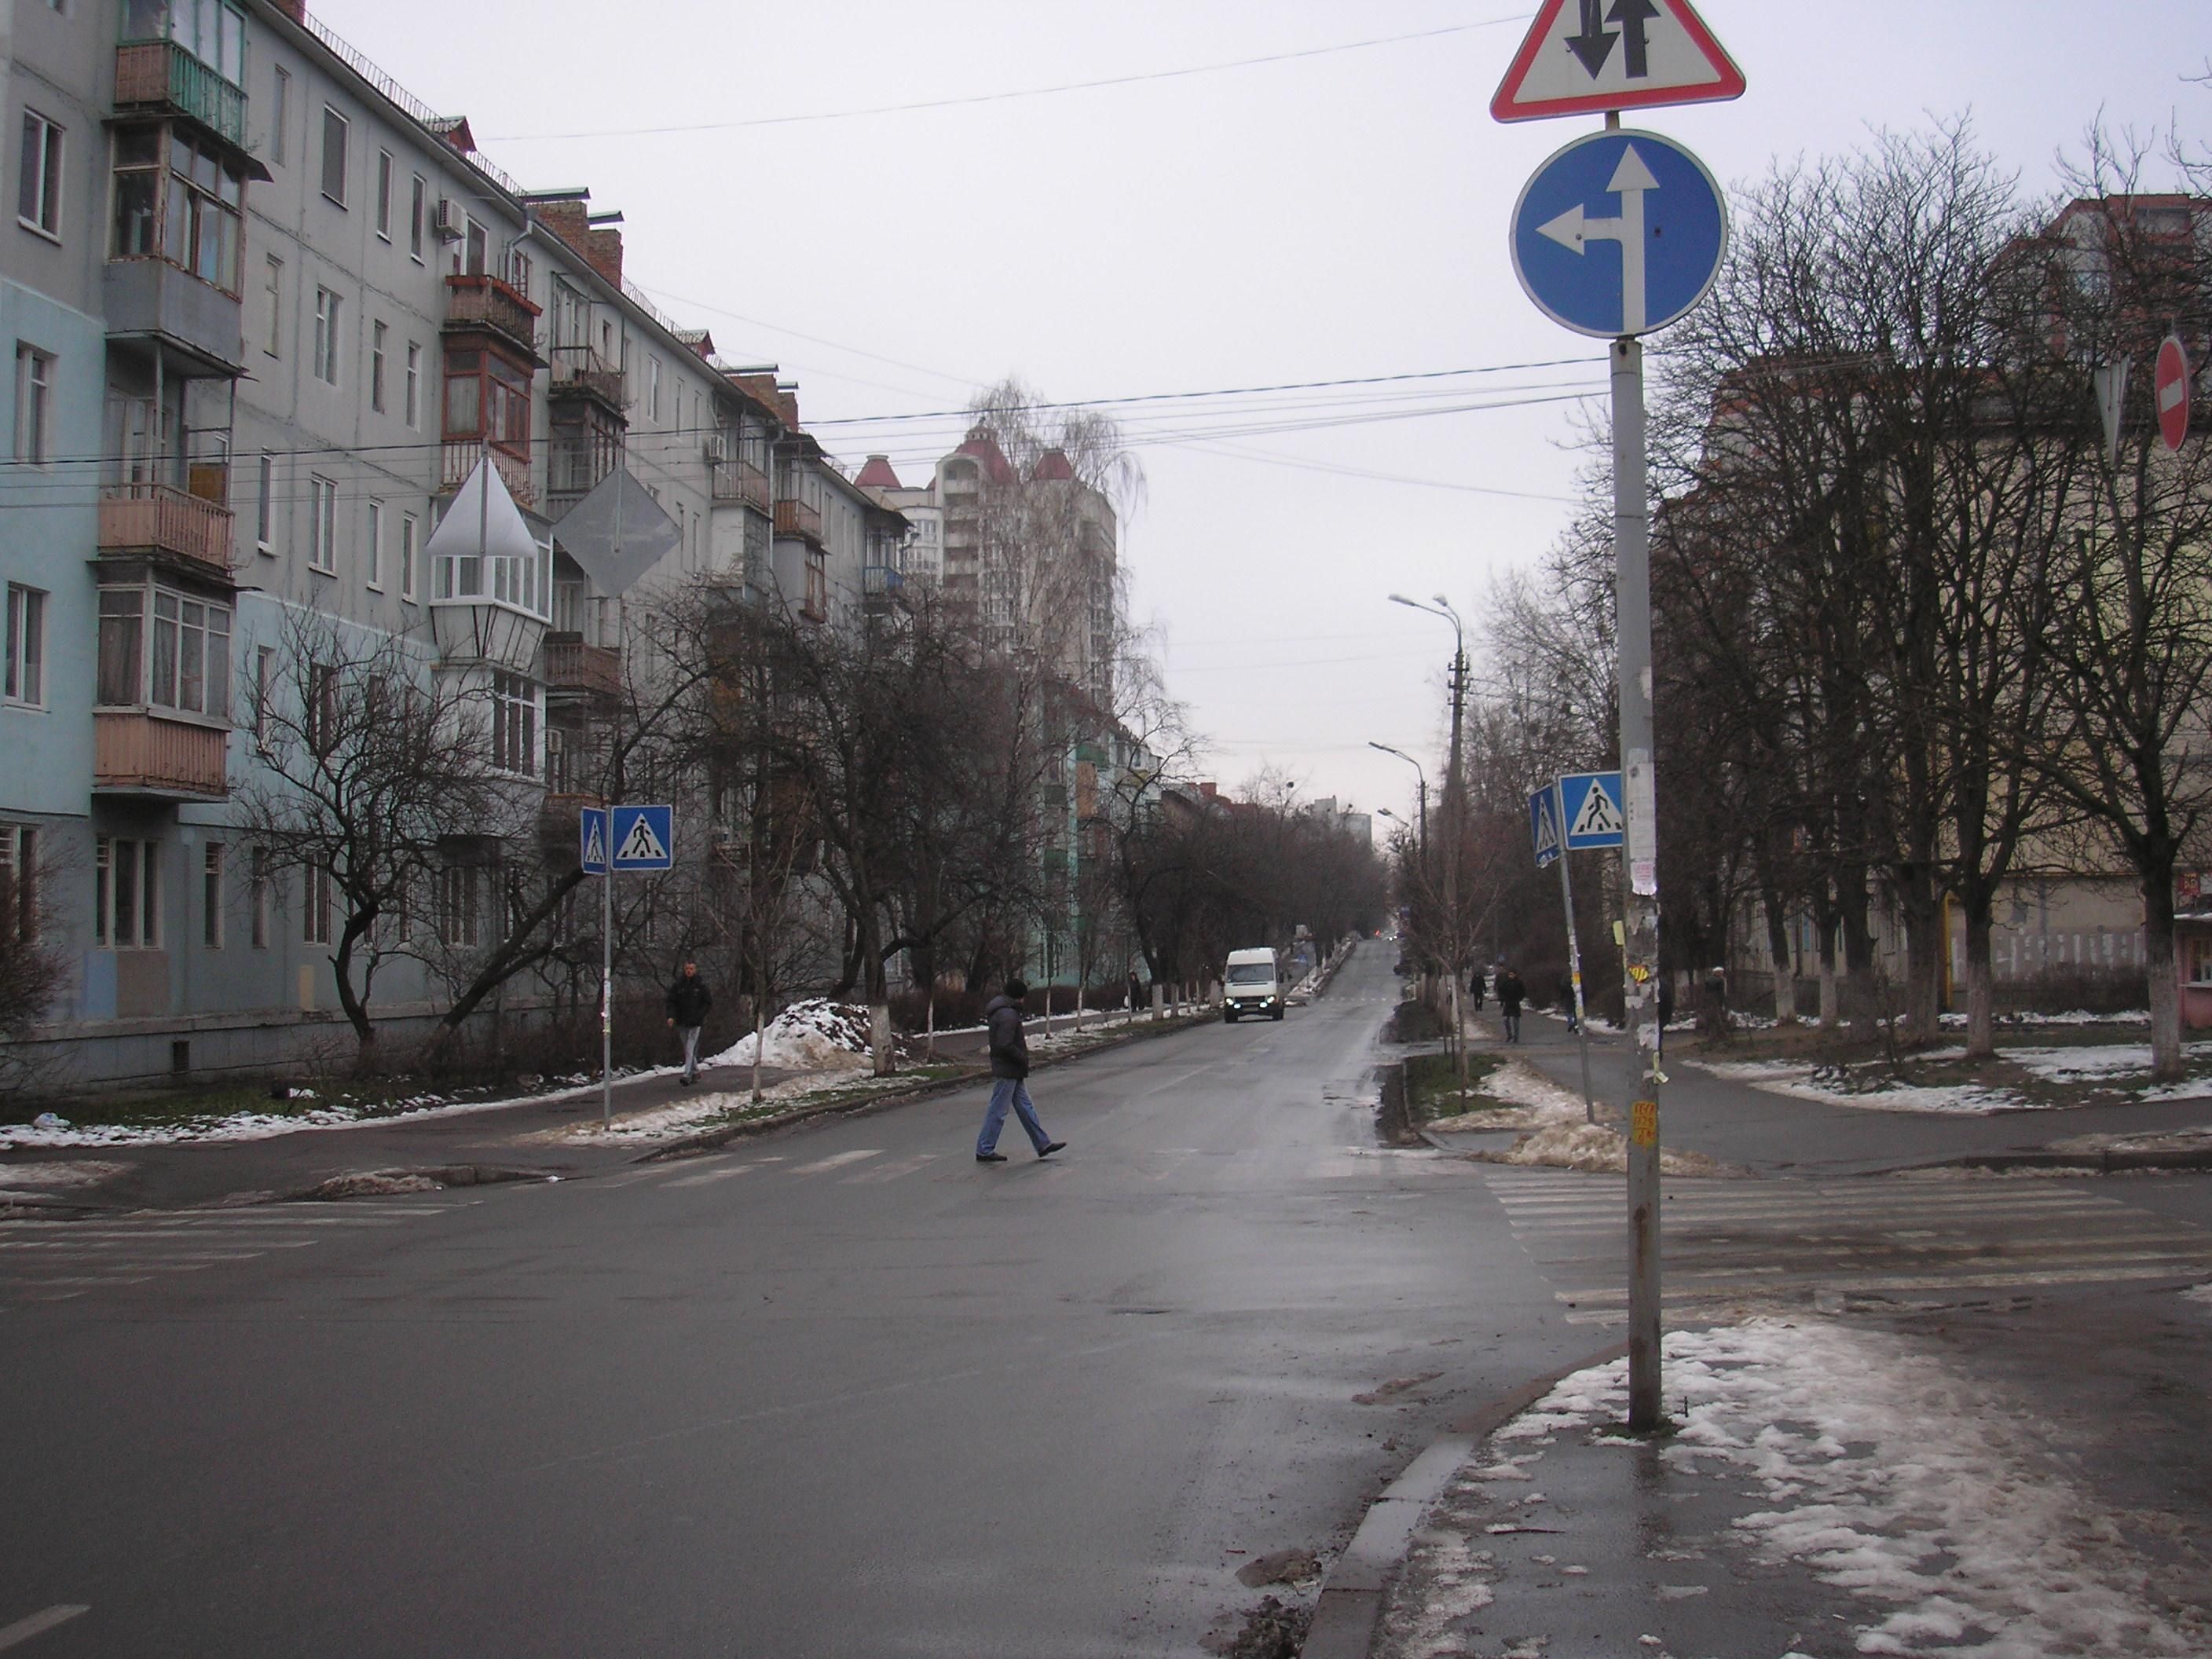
left=648, top=356, right=661, bottom=423
left=408, top=174, right=426, bottom=260
left=95, top=836, right=159, bottom=948
left=14, top=345, right=52, bottom=464
left=0, top=824, right=38, bottom=943
left=804, top=549, right=828, bottom=621
left=304, top=863, right=331, bottom=946
left=438, top=864, right=478, bottom=947
left=254, top=644, right=275, bottom=750
left=249, top=845, right=269, bottom=947
left=320, top=106, right=348, bottom=206
left=5, top=584, right=45, bottom=705
left=364, top=500, right=383, bottom=590
left=369, top=320, right=387, bottom=412
left=463, top=218, right=486, bottom=277
left=202, top=842, right=224, bottom=948
left=374, top=149, right=393, bottom=238
left=491, top=672, right=537, bottom=776
left=307, top=661, right=337, bottom=753
left=17, top=112, right=61, bottom=239
left=443, top=346, right=532, bottom=461
left=400, top=513, right=419, bottom=600
left=112, top=123, right=244, bottom=295
left=255, top=452, right=273, bottom=549
left=313, top=286, right=341, bottom=385
left=404, top=341, right=421, bottom=427
left=260, top=254, right=283, bottom=355
left=507, top=246, right=532, bottom=298
left=308, top=474, right=336, bottom=572
left=145, top=589, right=232, bottom=716
left=270, top=65, right=288, bottom=165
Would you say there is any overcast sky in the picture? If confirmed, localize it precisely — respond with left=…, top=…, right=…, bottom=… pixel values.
left=335, top=1, right=2207, bottom=825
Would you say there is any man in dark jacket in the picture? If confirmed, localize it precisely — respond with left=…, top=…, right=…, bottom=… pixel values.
left=1496, top=965, right=1525, bottom=1043
left=666, top=961, right=712, bottom=1086
left=976, top=977, right=1066, bottom=1163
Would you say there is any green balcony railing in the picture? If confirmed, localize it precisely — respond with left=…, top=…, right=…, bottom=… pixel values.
left=115, top=40, right=247, bottom=148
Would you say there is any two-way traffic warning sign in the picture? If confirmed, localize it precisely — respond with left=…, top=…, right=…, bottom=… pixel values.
left=1492, top=0, right=1745, bottom=123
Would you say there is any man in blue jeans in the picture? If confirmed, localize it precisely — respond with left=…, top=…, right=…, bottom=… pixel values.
left=976, top=977, right=1067, bottom=1163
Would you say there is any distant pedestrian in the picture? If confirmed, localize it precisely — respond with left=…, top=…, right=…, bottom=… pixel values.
left=665, top=961, right=712, bottom=1086
left=1128, top=969, right=1145, bottom=1016
left=1468, top=966, right=1486, bottom=1012
left=1496, top=965, right=1525, bottom=1043
left=976, top=978, right=1067, bottom=1163
left=1558, top=971, right=1581, bottom=1035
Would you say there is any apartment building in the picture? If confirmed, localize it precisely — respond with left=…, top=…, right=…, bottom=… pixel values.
left=0, top=0, right=893, bottom=1084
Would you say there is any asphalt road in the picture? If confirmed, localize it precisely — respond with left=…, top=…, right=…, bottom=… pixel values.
left=1, top=949, right=1604, bottom=1657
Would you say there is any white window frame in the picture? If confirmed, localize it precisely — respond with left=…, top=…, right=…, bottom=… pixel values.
left=370, top=319, right=386, bottom=412
left=404, top=341, right=419, bottom=427
left=313, top=286, right=341, bottom=386
left=262, top=253, right=281, bottom=356
left=304, top=862, right=331, bottom=946
left=255, top=452, right=274, bottom=551
left=319, top=105, right=348, bottom=207
left=14, top=343, right=52, bottom=465
left=308, top=474, right=336, bottom=573
left=0, top=822, right=38, bottom=943
left=489, top=672, right=538, bottom=778
left=17, top=111, right=62, bottom=240
left=5, top=582, right=45, bottom=707
left=270, top=65, right=289, bottom=166
left=374, top=149, right=393, bottom=239
left=408, top=174, right=426, bottom=261
left=95, top=835, right=160, bottom=949
left=400, top=512, right=419, bottom=601
left=364, top=499, right=383, bottom=591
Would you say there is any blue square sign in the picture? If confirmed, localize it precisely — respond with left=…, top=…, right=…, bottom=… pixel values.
left=1559, top=771, right=1626, bottom=850
left=610, top=804, right=675, bottom=871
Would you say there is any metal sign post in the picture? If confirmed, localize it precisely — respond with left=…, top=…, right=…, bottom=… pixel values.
left=1532, top=779, right=1603, bottom=1122
left=581, top=804, right=675, bottom=1127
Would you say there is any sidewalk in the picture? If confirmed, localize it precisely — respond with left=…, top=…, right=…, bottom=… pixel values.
left=1364, top=1281, right=2212, bottom=1658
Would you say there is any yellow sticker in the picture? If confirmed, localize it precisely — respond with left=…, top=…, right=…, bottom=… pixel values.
left=1631, top=1101, right=1658, bottom=1146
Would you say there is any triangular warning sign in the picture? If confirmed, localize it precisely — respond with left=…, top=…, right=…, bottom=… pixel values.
left=1535, top=800, right=1562, bottom=859
left=1492, top=0, right=1746, bottom=123
left=1569, top=778, right=1624, bottom=840
left=583, top=819, right=607, bottom=869
left=615, top=815, right=668, bottom=865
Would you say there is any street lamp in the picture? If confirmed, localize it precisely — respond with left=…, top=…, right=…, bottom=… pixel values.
left=1390, top=592, right=1470, bottom=1097
left=1368, top=742, right=1428, bottom=854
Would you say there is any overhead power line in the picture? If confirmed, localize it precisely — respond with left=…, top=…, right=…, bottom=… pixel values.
left=489, top=15, right=1529, bottom=143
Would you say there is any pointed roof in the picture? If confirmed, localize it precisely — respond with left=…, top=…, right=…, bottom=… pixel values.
left=1031, top=448, right=1074, bottom=481
left=425, top=457, right=538, bottom=566
left=954, top=422, right=1016, bottom=485
left=854, top=454, right=903, bottom=489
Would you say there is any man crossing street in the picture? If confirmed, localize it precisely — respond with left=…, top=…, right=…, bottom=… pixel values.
left=976, top=978, right=1067, bottom=1163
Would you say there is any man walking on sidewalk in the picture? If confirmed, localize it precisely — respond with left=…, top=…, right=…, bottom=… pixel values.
left=666, top=961, right=713, bottom=1086
left=1496, top=964, right=1525, bottom=1044
left=976, top=977, right=1067, bottom=1163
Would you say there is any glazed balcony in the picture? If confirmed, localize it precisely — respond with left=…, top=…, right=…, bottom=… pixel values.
left=113, top=38, right=247, bottom=148
left=712, top=458, right=771, bottom=512
left=443, top=273, right=542, bottom=363
left=98, top=482, right=236, bottom=579
left=548, top=344, right=625, bottom=412
left=774, top=496, right=822, bottom=545
left=540, top=634, right=623, bottom=699
left=93, top=710, right=228, bottom=799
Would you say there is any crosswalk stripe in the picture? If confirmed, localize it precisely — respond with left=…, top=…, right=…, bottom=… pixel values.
left=662, top=1163, right=753, bottom=1189
left=842, top=1154, right=941, bottom=1185
left=789, top=1150, right=881, bottom=1176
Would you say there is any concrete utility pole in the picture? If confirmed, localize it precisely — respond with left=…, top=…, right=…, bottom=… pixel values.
left=1390, top=596, right=1469, bottom=1093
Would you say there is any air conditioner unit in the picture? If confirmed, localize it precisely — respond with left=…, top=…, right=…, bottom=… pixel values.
left=433, top=198, right=463, bottom=242
left=702, top=434, right=727, bottom=467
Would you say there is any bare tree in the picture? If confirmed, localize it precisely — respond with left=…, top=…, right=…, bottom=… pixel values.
left=0, top=833, right=70, bottom=1098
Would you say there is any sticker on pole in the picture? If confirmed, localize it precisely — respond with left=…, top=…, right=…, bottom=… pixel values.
left=1492, top=0, right=1745, bottom=123
left=610, top=804, right=675, bottom=872
left=1529, top=783, right=1564, bottom=869
left=580, top=808, right=609, bottom=875
left=1559, top=771, right=1626, bottom=849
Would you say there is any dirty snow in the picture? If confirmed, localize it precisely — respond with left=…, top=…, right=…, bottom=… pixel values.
left=2184, top=1284, right=2212, bottom=1311
left=1495, top=1320, right=2205, bottom=1657
left=1694, top=1058, right=2027, bottom=1116
left=546, top=1068, right=921, bottom=1145
left=0, top=1158, right=126, bottom=1190
left=1939, top=1009, right=2148, bottom=1027
left=2048, top=1123, right=2212, bottom=1156
left=706, top=999, right=874, bottom=1070
left=1489, top=1119, right=1729, bottom=1177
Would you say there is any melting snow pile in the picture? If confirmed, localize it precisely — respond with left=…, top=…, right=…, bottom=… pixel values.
left=1696, top=1057, right=2026, bottom=1115
left=706, top=999, right=873, bottom=1071
left=1497, top=1320, right=2206, bottom=1657
left=1493, top=1119, right=1725, bottom=1176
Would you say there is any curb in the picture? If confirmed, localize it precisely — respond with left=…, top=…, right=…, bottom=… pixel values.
left=1894, top=1145, right=2212, bottom=1176
left=1302, top=1341, right=1628, bottom=1659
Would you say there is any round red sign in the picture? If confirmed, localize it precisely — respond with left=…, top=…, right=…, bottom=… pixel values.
left=2155, top=334, right=2191, bottom=452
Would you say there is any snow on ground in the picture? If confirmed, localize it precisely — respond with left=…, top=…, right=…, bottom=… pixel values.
left=1429, top=1058, right=1729, bottom=1175
left=1939, top=1009, right=2149, bottom=1027
left=1497, top=1320, right=2205, bottom=1657
left=0, top=1159, right=126, bottom=1190
left=2009, top=1044, right=2160, bottom=1082
left=2049, top=1123, right=2212, bottom=1155
left=1694, top=1057, right=2027, bottom=1116
left=550, top=1068, right=923, bottom=1145
left=2185, top=1284, right=2212, bottom=1312
left=705, top=999, right=873, bottom=1070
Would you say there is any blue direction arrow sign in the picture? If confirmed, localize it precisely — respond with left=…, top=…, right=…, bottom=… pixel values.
left=580, top=807, right=609, bottom=875
left=1559, top=771, right=1627, bottom=850
left=1511, top=129, right=1727, bottom=339
left=610, top=804, right=675, bottom=872
left=1529, top=782, right=1564, bottom=870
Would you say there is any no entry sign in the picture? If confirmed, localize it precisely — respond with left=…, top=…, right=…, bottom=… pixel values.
left=2156, top=334, right=2192, bottom=452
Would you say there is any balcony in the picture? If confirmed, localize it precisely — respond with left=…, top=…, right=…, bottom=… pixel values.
left=548, top=344, right=625, bottom=412
left=94, top=710, right=228, bottom=799
left=712, top=458, right=771, bottom=512
left=443, top=273, right=542, bottom=363
left=774, top=496, right=822, bottom=545
left=540, top=635, right=623, bottom=699
left=104, top=258, right=244, bottom=376
left=113, top=39, right=247, bottom=148
left=441, top=440, right=534, bottom=508
left=98, top=482, right=236, bottom=580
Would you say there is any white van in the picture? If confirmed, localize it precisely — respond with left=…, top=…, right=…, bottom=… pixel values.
left=1223, top=947, right=1285, bottom=1022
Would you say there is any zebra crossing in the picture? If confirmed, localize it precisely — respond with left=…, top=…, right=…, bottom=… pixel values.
left=1485, top=1168, right=2212, bottom=1324
left=0, top=1199, right=464, bottom=1306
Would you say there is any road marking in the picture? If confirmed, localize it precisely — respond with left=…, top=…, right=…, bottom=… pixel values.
left=663, top=1163, right=755, bottom=1189
left=0, top=1605, right=89, bottom=1650
left=841, top=1154, right=940, bottom=1185
left=789, top=1150, right=881, bottom=1176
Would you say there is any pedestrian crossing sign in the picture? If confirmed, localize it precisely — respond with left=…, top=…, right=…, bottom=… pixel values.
left=1560, top=771, right=1627, bottom=850
left=610, top=804, right=675, bottom=871
left=580, top=808, right=609, bottom=874
left=1529, top=783, right=1563, bottom=869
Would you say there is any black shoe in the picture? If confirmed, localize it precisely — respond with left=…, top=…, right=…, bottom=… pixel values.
left=1038, top=1141, right=1067, bottom=1158
left=976, top=1152, right=1008, bottom=1163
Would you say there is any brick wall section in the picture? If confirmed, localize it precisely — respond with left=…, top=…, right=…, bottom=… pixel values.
left=532, top=198, right=625, bottom=287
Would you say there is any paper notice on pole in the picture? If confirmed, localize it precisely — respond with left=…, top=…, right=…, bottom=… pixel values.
left=1625, top=750, right=1658, bottom=893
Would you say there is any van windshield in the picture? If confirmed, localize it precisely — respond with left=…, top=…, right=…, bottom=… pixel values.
left=1227, top=964, right=1275, bottom=985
